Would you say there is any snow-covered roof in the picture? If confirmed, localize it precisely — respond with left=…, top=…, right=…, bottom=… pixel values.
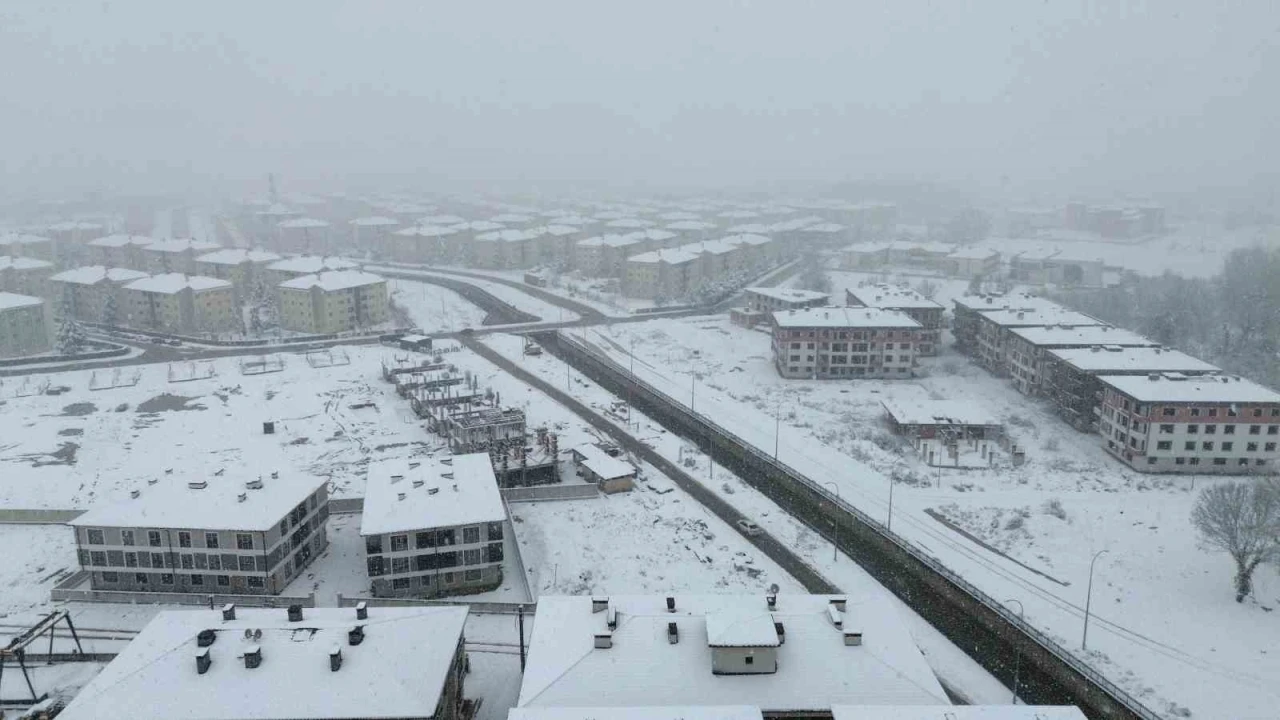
left=279, top=270, right=385, bottom=292
left=630, top=229, right=677, bottom=242
left=47, top=221, right=104, bottom=232
left=196, top=248, right=282, bottom=266
left=393, top=225, right=458, bottom=238
left=0, top=256, right=54, bottom=271
left=718, top=209, right=760, bottom=219
left=579, top=234, right=643, bottom=249
left=802, top=223, right=846, bottom=233
left=574, top=444, right=635, bottom=481
left=51, top=266, right=149, bottom=285
left=517, top=594, right=947, bottom=711
left=846, top=284, right=943, bottom=311
left=360, top=453, right=505, bottom=536
left=688, top=240, right=740, bottom=256
left=628, top=248, right=700, bottom=265
left=745, top=287, right=828, bottom=303
left=476, top=229, right=542, bottom=243
left=512, top=708, right=762, bottom=720
left=267, top=256, right=360, bottom=274
left=349, top=216, right=400, bottom=227
left=1047, top=345, right=1219, bottom=374
left=0, top=292, right=42, bottom=311
left=606, top=218, right=657, bottom=229
left=56, top=606, right=468, bottom=720
left=880, top=393, right=1000, bottom=427
left=1099, top=373, right=1280, bottom=404
left=726, top=223, right=771, bottom=234
left=978, top=307, right=1103, bottom=329
left=666, top=220, right=718, bottom=231
left=450, top=220, right=506, bottom=232
left=845, top=242, right=894, bottom=254
left=952, top=293, right=1059, bottom=313
left=1008, top=325, right=1155, bottom=348
left=772, top=307, right=922, bottom=329
left=0, top=233, right=52, bottom=246
left=722, top=233, right=771, bottom=247
left=543, top=224, right=581, bottom=236
left=490, top=213, right=535, bottom=223
left=659, top=211, right=702, bottom=221
left=831, top=706, right=1087, bottom=720
left=145, top=239, right=221, bottom=254
left=125, top=273, right=232, bottom=294
left=277, top=217, right=330, bottom=229
left=87, top=234, right=157, bottom=248
left=71, top=472, right=326, bottom=532
left=417, top=214, right=466, bottom=225
left=545, top=214, right=592, bottom=226
left=704, top=609, right=780, bottom=647
left=948, top=246, right=1000, bottom=260
left=253, top=204, right=301, bottom=217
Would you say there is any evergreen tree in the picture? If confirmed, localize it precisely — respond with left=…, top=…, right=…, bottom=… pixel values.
left=56, top=311, right=86, bottom=355
left=101, top=294, right=119, bottom=328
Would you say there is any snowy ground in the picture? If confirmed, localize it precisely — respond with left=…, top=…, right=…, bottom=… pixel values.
left=366, top=265, right=579, bottom=323
left=387, top=264, right=653, bottom=317
left=389, top=278, right=489, bottom=333
left=493, top=319, right=1280, bottom=720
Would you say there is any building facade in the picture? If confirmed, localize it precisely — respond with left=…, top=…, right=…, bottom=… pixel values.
left=50, top=266, right=151, bottom=323
left=195, top=248, right=282, bottom=302
left=844, top=284, right=945, bottom=356
left=1097, top=373, right=1280, bottom=473
left=771, top=307, right=923, bottom=379
left=0, top=292, right=51, bottom=358
left=141, top=239, right=222, bottom=275
left=86, top=234, right=156, bottom=269
left=1004, top=325, right=1157, bottom=395
left=277, top=270, right=389, bottom=334
left=0, top=256, right=57, bottom=298
left=122, top=274, right=238, bottom=334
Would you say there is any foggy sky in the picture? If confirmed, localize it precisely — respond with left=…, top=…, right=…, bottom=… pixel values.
left=2, top=1, right=1277, bottom=200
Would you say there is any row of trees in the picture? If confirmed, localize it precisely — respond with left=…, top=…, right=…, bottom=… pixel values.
left=1193, top=478, right=1280, bottom=602
left=1052, top=246, right=1280, bottom=390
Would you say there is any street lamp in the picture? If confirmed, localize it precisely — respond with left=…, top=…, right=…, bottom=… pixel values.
left=773, top=394, right=782, bottom=461
left=887, top=476, right=896, bottom=533
left=1004, top=598, right=1024, bottom=704
left=1082, top=549, right=1109, bottom=651
left=627, top=336, right=635, bottom=429
left=823, top=481, right=840, bottom=562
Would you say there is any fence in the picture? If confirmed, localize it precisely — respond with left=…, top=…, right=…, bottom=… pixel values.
left=328, top=497, right=364, bottom=514
left=82, top=322, right=415, bottom=348
left=0, top=342, right=130, bottom=369
left=551, top=330, right=1162, bottom=720
left=0, top=508, right=84, bottom=524
left=501, top=484, right=598, bottom=503
left=50, top=571, right=316, bottom=608
left=335, top=593, right=534, bottom=615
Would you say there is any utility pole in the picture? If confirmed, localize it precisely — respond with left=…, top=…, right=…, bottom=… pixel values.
left=887, top=477, right=896, bottom=533
left=823, top=481, right=840, bottom=562
left=517, top=605, right=526, bottom=672
left=1082, top=549, right=1109, bottom=651
left=1005, top=598, right=1024, bottom=704
left=774, top=394, right=781, bottom=461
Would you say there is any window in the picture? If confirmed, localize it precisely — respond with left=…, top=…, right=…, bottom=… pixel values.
left=1184, top=442, right=1195, bottom=451
left=1190, top=408, right=1200, bottom=417
left=443, top=572, right=456, bottom=585
left=391, top=557, right=410, bottom=574
left=464, top=548, right=483, bottom=565
left=1213, top=458, right=1227, bottom=466
left=487, top=522, right=504, bottom=540
left=1156, top=441, right=1172, bottom=451
left=745, top=656, right=755, bottom=666
left=416, top=532, right=435, bottom=549
left=205, top=532, right=219, bottom=549
left=148, top=531, right=162, bottom=547
left=1248, top=443, right=1259, bottom=452
left=236, top=534, right=254, bottom=550
left=178, top=531, right=191, bottom=548
left=1208, top=408, right=1218, bottom=417
left=136, top=573, right=148, bottom=584
left=280, top=519, right=289, bottom=536
left=151, top=553, right=165, bottom=568
left=247, top=576, right=264, bottom=589
left=1267, top=443, right=1277, bottom=452
left=1162, top=407, right=1175, bottom=417
left=238, top=556, right=256, bottom=572
left=121, top=530, right=134, bottom=546
left=1240, top=458, right=1250, bottom=466
left=216, top=575, right=230, bottom=587
left=1221, top=442, right=1234, bottom=452
left=1227, top=407, right=1238, bottom=417
left=1270, top=426, right=1279, bottom=435
left=1190, top=457, right=1201, bottom=465
left=1258, top=459, right=1268, bottom=466
left=1187, top=425, right=1198, bottom=434
left=365, top=536, right=383, bottom=554
left=1204, top=425, right=1216, bottom=435
left=1202, top=442, right=1214, bottom=451
left=90, top=551, right=106, bottom=566
left=463, top=526, right=481, bottom=544
left=390, top=535, right=408, bottom=552
left=87, top=529, right=105, bottom=545
left=884, top=342, right=894, bottom=350
left=1224, top=425, right=1236, bottom=435
left=464, top=568, right=483, bottom=582
left=1249, top=425, right=1261, bottom=435
left=392, top=577, right=411, bottom=590
left=1254, top=408, right=1263, bottom=417
left=208, top=555, right=221, bottom=570
left=1175, top=457, right=1186, bottom=465
left=1159, top=424, right=1174, bottom=434
left=367, top=555, right=385, bottom=576
left=160, top=573, right=174, bottom=585
left=125, top=552, right=138, bottom=567
left=1147, top=457, right=1157, bottom=465
left=102, top=571, right=118, bottom=582
left=191, top=574, right=204, bottom=586
left=181, top=554, right=193, bottom=569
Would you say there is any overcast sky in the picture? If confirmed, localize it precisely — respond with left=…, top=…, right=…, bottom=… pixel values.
left=2, top=1, right=1277, bottom=201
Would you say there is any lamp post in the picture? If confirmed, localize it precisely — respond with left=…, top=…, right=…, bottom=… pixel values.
left=1082, top=549, right=1109, bottom=651
left=1005, top=598, right=1024, bottom=704
left=887, top=476, right=896, bottom=533
left=823, top=481, right=840, bottom=562
left=774, top=394, right=781, bottom=461
left=627, top=336, right=635, bottom=429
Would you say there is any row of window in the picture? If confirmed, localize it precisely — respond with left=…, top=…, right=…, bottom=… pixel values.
left=1157, top=424, right=1278, bottom=436
left=1154, top=441, right=1276, bottom=453
left=83, top=549, right=260, bottom=572
left=787, top=342, right=913, bottom=352
left=785, top=366, right=912, bottom=377
left=1158, top=406, right=1280, bottom=418
left=1146, top=456, right=1266, bottom=468
left=779, top=329, right=917, bottom=340
left=387, top=568, right=485, bottom=590
left=87, top=528, right=255, bottom=550
left=365, top=523, right=502, bottom=555
left=98, top=571, right=264, bottom=589
left=367, top=542, right=505, bottom=576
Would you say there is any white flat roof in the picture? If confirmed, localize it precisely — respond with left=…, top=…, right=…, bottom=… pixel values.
left=979, top=307, right=1102, bottom=329
left=476, top=229, right=543, bottom=242
left=846, top=285, right=943, bottom=311
left=1099, top=373, right=1280, bottom=404
left=124, top=273, right=232, bottom=294
left=880, top=393, right=1000, bottom=427
left=450, top=220, right=506, bottom=232
left=51, top=266, right=149, bottom=285
left=349, top=216, right=400, bottom=226
left=518, top=595, right=948, bottom=711
left=0, top=292, right=42, bottom=311
left=606, top=218, right=657, bottom=229
left=279, top=270, right=385, bottom=291
left=0, top=233, right=52, bottom=245
left=948, top=247, right=1000, bottom=260
left=0, top=256, right=54, bottom=271
left=393, top=225, right=459, bottom=237
left=722, top=233, right=772, bottom=247
left=56, top=606, right=468, bottom=720
left=746, top=287, right=828, bottom=303
left=803, top=223, right=846, bottom=233
left=267, top=256, right=360, bottom=274
left=145, top=239, right=221, bottom=254
left=543, top=224, right=580, bottom=236
left=952, top=293, right=1059, bottom=313
left=71, top=472, right=326, bottom=532
left=667, top=220, right=718, bottom=231
left=87, top=234, right=157, bottom=248
left=726, top=223, right=771, bottom=234
left=417, top=214, right=466, bottom=225
left=704, top=609, right=780, bottom=647
left=1047, top=346, right=1219, bottom=374
left=278, top=217, right=329, bottom=229
left=574, top=444, right=635, bottom=481
left=629, top=248, right=700, bottom=265
left=1007, top=325, right=1154, bottom=348
left=831, top=706, right=1087, bottom=720
left=196, top=248, right=282, bottom=265
left=360, top=454, right=506, bottom=536
left=772, top=307, right=922, bottom=329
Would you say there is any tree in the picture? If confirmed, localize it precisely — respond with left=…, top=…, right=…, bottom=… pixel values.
left=56, top=313, right=86, bottom=355
left=1192, top=480, right=1280, bottom=602
left=101, top=293, right=119, bottom=328
left=914, top=279, right=939, bottom=300
left=797, top=251, right=831, bottom=294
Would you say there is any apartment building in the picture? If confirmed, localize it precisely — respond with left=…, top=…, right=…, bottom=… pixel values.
left=69, top=472, right=329, bottom=594
left=360, top=454, right=507, bottom=598
left=953, top=293, right=1049, bottom=355
left=50, top=266, right=150, bottom=323
left=623, top=248, right=702, bottom=300
left=0, top=292, right=52, bottom=358
left=974, top=306, right=1105, bottom=375
left=85, top=234, right=156, bottom=269
left=537, top=224, right=585, bottom=264
left=1010, top=249, right=1105, bottom=287
left=56, top=605, right=469, bottom=720
left=723, top=233, right=776, bottom=269
left=277, top=270, right=388, bottom=334
left=845, top=284, right=945, bottom=356
left=264, top=255, right=360, bottom=286
left=743, top=287, right=829, bottom=314
left=0, top=256, right=56, bottom=298
left=122, top=274, right=238, bottom=334
left=1043, top=345, right=1220, bottom=431
left=841, top=242, right=893, bottom=270
left=771, top=307, right=923, bottom=379
left=141, top=239, right=222, bottom=275
left=0, top=233, right=56, bottom=263
left=473, top=229, right=543, bottom=269
left=1005, top=324, right=1157, bottom=395
left=391, top=225, right=458, bottom=263
left=945, top=247, right=1000, bottom=278
left=195, top=248, right=282, bottom=302
left=516, top=595, right=948, bottom=715
left=348, top=215, right=401, bottom=256
left=275, top=217, right=331, bottom=254
left=1097, top=373, right=1280, bottom=473
left=575, top=234, right=642, bottom=277
left=881, top=393, right=1002, bottom=467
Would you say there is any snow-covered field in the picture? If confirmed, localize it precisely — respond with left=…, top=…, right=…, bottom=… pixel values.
left=367, top=265, right=579, bottom=323
left=513, top=317, right=1279, bottom=720
left=389, top=278, right=489, bottom=333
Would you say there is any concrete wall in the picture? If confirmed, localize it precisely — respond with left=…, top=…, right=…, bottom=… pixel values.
left=711, top=646, right=777, bottom=675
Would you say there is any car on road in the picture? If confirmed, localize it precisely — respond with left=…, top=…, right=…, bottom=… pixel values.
left=736, top=519, right=763, bottom=537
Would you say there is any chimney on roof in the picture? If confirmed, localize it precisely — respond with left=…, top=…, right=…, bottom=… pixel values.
left=830, top=597, right=847, bottom=612
left=666, top=596, right=675, bottom=613
left=329, top=645, right=343, bottom=672
left=606, top=605, right=618, bottom=630
left=667, top=622, right=679, bottom=644
left=271, top=471, right=278, bottom=479
left=827, top=604, right=844, bottom=629
left=243, top=645, right=262, bottom=669
left=348, top=625, right=365, bottom=646
left=397, top=493, right=406, bottom=501
left=188, top=480, right=208, bottom=490
left=287, top=604, right=303, bottom=622
left=130, top=489, right=141, bottom=499
left=237, top=492, right=247, bottom=503
left=197, top=629, right=216, bottom=648
left=844, top=629, right=864, bottom=646
left=1148, top=373, right=1160, bottom=381
left=356, top=602, right=368, bottom=621
left=774, top=621, right=786, bottom=645
left=246, top=478, right=263, bottom=490
left=222, top=604, right=236, bottom=621
left=594, top=632, right=613, bottom=649
left=592, top=597, right=609, bottom=613
left=766, top=594, right=777, bottom=610
left=196, top=647, right=211, bottom=675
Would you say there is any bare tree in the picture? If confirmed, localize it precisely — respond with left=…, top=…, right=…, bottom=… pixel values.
left=1192, top=479, right=1280, bottom=602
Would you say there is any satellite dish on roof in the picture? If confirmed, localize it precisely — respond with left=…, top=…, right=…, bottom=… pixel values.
left=768, top=583, right=780, bottom=595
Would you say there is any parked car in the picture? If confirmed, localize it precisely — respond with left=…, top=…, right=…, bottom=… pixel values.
left=736, top=519, right=763, bottom=537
